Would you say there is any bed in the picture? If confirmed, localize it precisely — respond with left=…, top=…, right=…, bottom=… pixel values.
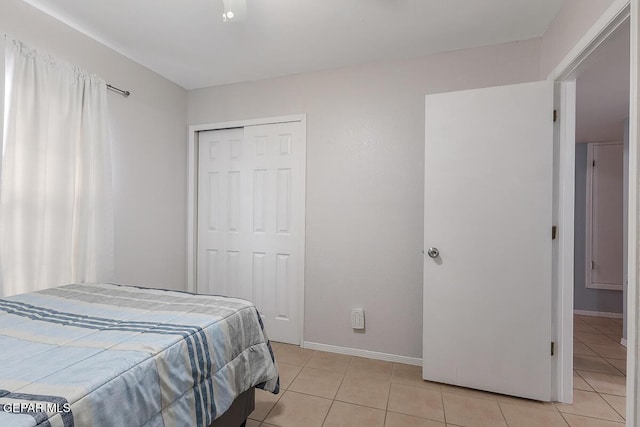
left=0, top=283, right=280, bottom=427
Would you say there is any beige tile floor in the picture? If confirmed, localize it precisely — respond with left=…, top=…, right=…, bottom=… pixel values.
left=250, top=314, right=626, bottom=426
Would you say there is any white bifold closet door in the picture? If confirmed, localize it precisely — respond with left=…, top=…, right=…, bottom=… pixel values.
left=197, top=121, right=305, bottom=345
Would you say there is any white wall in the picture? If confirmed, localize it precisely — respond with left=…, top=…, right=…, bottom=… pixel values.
left=540, top=0, right=618, bottom=77
left=0, top=0, right=189, bottom=290
left=188, top=40, right=541, bottom=358
left=1, top=0, right=622, bottom=358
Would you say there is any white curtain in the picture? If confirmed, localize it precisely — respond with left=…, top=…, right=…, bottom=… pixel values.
left=0, top=40, right=114, bottom=296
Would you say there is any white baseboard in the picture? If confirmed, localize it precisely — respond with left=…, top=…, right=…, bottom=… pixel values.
left=621, top=338, right=627, bottom=347
left=303, top=341, right=422, bottom=366
left=573, top=310, right=623, bottom=319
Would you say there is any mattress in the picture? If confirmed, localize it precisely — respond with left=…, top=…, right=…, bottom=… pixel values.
left=0, top=283, right=279, bottom=427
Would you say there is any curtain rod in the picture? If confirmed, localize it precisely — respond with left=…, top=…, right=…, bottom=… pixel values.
left=107, top=84, right=130, bottom=98
left=2, top=35, right=131, bottom=98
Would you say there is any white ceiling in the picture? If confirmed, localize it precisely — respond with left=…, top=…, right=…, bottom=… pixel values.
left=575, top=20, right=630, bottom=143
left=21, top=0, right=564, bottom=90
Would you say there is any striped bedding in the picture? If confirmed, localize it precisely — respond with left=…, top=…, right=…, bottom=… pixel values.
left=0, top=283, right=279, bottom=427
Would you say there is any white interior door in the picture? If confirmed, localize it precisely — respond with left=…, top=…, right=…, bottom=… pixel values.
left=197, top=121, right=305, bottom=344
left=423, top=81, right=553, bottom=401
left=586, top=142, right=624, bottom=291
left=197, top=127, right=244, bottom=299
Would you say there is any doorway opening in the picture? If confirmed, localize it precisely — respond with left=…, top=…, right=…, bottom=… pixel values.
left=572, top=16, right=630, bottom=411
left=550, top=0, right=633, bottom=417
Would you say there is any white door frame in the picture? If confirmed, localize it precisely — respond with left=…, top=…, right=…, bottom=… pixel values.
left=547, top=0, right=637, bottom=421
left=186, top=114, right=307, bottom=345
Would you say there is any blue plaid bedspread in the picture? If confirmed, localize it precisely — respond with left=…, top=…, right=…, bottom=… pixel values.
left=0, top=283, right=279, bottom=427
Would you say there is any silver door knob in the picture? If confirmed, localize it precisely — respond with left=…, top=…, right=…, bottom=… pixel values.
left=427, top=247, right=439, bottom=258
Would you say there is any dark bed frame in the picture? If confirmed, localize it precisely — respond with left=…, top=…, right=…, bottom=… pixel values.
left=209, top=387, right=255, bottom=427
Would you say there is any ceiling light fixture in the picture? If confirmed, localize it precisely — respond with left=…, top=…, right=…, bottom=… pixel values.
left=222, top=0, right=247, bottom=23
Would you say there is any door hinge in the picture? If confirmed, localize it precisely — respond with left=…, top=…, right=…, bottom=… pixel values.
left=551, top=226, right=557, bottom=240
left=591, top=261, right=595, bottom=270
left=551, top=342, right=555, bottom=356
left=553, top=110, right=558, bottom=122
left=593, top=160, right=596, bottom=167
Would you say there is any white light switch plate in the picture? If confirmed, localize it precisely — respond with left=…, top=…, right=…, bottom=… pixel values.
left=351, top=308, right=365, bottom=330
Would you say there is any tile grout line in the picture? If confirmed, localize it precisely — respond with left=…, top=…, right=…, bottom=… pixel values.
left=383, top=365, right=393, bottom=425
left=440, top=384, right=447, bottom=426
left=386, top=364, right=398, bottom=412
left=557, top=409, right=571, bottom=426
left=556, top=402, right=626, bottom=423
left=263, top=345, right=312, bottom=425
left=332, top=396, right=389, bottom=412
left=574, top=369, right=596, bottom=392
left=557, top=409, right=626, bottom=424
left=599, top=393, right=628, bottom=421
left=284, top=365, right=303, bottom=389
left=574, top=333, right=627, bottom=377
left=575, top=371, right=626, bottom=394
left=495, top=399, right=511, bottom=427
left=259, top=391, right=280, bottom=425
left=582, top=338, right=626, bottom=370
left=329, top=356, right=350, bottom=414
left=574, top=365, right=625, bottom=377
left=385, top=409, right=445, bottom=425
left=319, top=398, right=335, bottom=427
